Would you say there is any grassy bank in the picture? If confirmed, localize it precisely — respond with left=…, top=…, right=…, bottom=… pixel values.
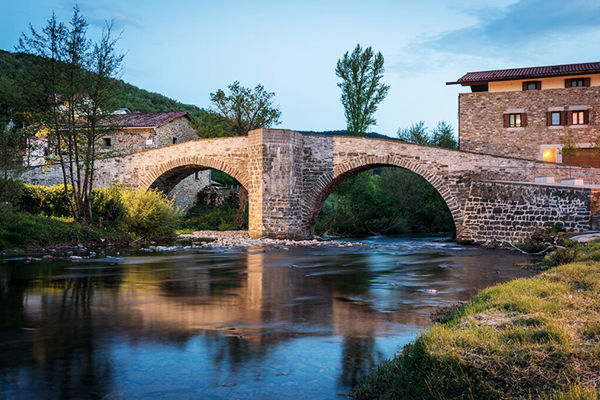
left=353, top=241, right=600, bottom=399
left=0, top=184, right=182, bottom=251
left=0, top=210, right=130, bottom=250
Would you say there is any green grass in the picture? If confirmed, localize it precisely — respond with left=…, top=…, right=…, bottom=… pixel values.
left=0, top=211, right=129, bottom=250
left=352, top=242, right=600, bottom=400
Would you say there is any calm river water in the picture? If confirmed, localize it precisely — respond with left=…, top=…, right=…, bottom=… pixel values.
left=0, top=235, right=534, bottom=399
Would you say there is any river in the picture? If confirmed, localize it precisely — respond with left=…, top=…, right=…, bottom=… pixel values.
left=0, top=234, right=534, bottom=399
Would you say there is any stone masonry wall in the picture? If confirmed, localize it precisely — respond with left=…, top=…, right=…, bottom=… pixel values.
left=460, top=181, right=593, bottom=243
left=459, top=87, right=600, bottom=160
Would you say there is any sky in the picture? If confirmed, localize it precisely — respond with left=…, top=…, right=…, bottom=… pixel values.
left=2, top=0, right=600, bottom=138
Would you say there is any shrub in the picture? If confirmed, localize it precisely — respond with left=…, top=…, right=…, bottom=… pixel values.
left=91, top=187, right=127, bottom=227
left=119, top=188, right=180, bottom=239
left=181, top=204, right=239, bottom=231
left=20, top=184, right=73, bottom=217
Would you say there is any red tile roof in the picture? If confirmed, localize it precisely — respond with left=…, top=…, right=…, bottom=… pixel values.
left=102, top=111, right=192, bottom=128
left=447, top=62, right=600, bottom=85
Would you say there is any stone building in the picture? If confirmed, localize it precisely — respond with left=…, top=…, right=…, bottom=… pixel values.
left=448, top=62, right=600, bottom=167
left=25, top=110, right=210, bottom=210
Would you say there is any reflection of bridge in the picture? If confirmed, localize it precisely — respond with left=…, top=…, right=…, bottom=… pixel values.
left=93, top=129, right=600, bottom=242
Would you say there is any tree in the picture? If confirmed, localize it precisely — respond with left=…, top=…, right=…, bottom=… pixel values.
left=431, top=121, right=458, bottom=149
left=560, top=129, right=580, bottom=177
left=335, top=44, right=390, bottom=136
left=397, top=121, right=457, bottom=149
left=209, top=81, right=282, bottom=227
left=209, top=81, right=281, bottom=136
left=17, top=6, right=125, bottom=224
left=397, top=121, right=429, bottom=145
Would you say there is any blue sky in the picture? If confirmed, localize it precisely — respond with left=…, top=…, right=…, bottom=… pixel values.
left=2, top=0, right=600, bottom=137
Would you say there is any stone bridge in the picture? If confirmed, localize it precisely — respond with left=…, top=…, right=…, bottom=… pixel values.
left=88, top=128, right=600, bottom=242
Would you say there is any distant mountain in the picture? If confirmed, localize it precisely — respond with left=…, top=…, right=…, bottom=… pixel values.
left=298, top=129, right=394, bottom=140
left=0, top=49, right=208, bottom=121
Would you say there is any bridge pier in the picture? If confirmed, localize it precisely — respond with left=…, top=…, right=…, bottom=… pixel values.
left=247, top=129, right=309, bottom=239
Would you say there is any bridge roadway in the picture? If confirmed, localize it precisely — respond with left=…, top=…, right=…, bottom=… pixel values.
left=88, top=129, right=600, bottom=242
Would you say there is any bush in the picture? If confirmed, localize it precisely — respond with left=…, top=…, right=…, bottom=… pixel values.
left=0, top=211, right=128, bottom=250
left=181, top=204, right=240, bottom=231
left=119, top=187, right=180, bottom=240
left=20, top=184, right=73, bottom=217
left=91, top=187, right=127, bottom=227
left=0, top=178, right=24, bottom=206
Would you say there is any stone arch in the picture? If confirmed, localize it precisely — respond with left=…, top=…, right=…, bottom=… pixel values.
left=137, top=155, right=250, bottom=194
left=302, top=156, right=462, bottom=236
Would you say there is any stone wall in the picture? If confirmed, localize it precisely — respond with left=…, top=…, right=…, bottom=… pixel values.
left=460, top=181, right=594, bottom=243
left=459, top=87, right=600, bottom=160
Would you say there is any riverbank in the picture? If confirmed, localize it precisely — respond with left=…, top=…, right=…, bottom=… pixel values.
left=352, top=240, right=600, bottom=399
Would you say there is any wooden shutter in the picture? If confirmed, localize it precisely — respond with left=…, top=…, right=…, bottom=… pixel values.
left=584, top=110, right=590, bottom=124
left=565, top=111, right=572, bottom=126
left=584, top=78, right=591, bottom=87
left=521, top=113, right=528, bottom=127
left=522, top=82, right=527, bottom=91
left=503, top=114, right=510, bottom=128
left=561, top=111, right=566, bottom=126
left=546, top=112, right=552, bottom=126
left=535, top=81, right=542, bottom=90
left=565, top=79, right=572, bottom=88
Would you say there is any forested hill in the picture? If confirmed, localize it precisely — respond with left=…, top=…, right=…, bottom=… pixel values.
left=0, top=49, right=207, bottom=120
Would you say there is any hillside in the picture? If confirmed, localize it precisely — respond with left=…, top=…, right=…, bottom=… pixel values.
left=0, top=49, right=207, bottom=121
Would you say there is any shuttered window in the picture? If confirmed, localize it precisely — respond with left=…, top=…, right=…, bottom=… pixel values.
left=522, top=81, right=541, bottom=90
left=565, top=78, right=591, bottom=87
left=546, top=111, right=565, bottom=126
left=504, top=113, right=527, bottom=128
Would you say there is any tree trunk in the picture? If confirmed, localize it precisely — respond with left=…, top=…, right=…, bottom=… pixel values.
left=233, top=186, right=247, bottom=228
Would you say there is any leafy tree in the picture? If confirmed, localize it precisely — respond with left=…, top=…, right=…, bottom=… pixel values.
left=17, top=6, right=125, bottom=224
left=209, top=81, right=281, bottom=136
left=397, top=121, right=429, bottom=145
left=335, top=44, right=390, bottom=136
left=431, top=121, right=458, bottom=149
left=209, top=81, right=282, bottom=227
left=397, top=121, right=457, bottom=149
left=195, top=110, right=237, bottom=138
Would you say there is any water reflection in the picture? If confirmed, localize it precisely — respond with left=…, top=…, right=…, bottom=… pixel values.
left=0, top=236, right=534, bottom=399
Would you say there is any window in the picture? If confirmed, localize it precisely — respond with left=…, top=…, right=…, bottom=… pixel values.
left=547, top=111, right=564, bottom=126
left=102, top=137, right=111, bottom=148
left=542, top=148, right=558, bottom=163
left=522, top=81, right=541, bottom=90
left=509, top=114, right=521, bottom=127
left=572, top=110, right=586, bottom=125
left=172, top=137, right=178, bottom=144
left=194, top=172, right=199, bottom=181
left=503, top=113, right=527, bottom=128
left=565, top=78, right=591, bottom=87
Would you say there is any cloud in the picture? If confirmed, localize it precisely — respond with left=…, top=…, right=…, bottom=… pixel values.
left=429, top=0, right=600, bottom=56
left=60, top=0, right=146, bottom=31
left=389, top=0, right=600, bottom=76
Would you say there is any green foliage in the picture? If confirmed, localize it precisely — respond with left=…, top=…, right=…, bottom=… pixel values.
left=18, top=184, right=179, bottom=240
left=210, top=81, right=282, bottom=136
left=318, top=167, right=455, bottom=236
left=194, top=109, right=237, bottom=138
left=20, top=184, right=73, bottom=217
left=352, top=251, right=600, bottom=399
left=119, top=187, right=181, bottom=240
left=0, top=210, right=128, bottom=250
left=561, top=129, right=580, bottom=159
left=210, top=170, right=239, bottom=187
left=181, top=203, right=240, bottom=231
left=335, top=44, right=390, bottom=136
left=397, top=120, right=458, bottom=149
